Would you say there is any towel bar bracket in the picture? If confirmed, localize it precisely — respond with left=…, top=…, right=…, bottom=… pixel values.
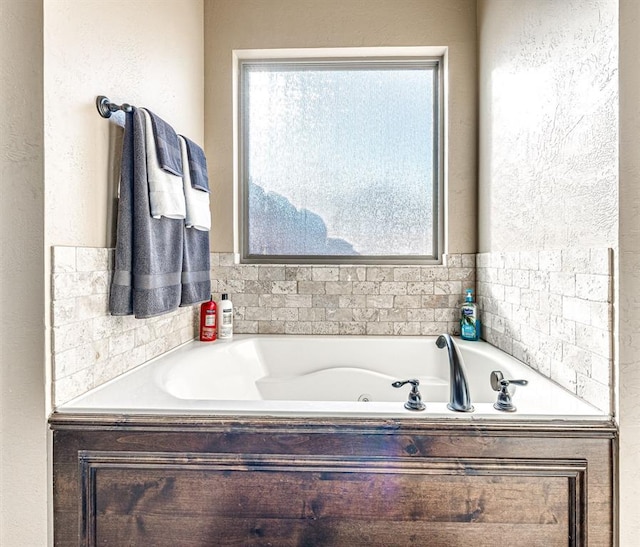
left=96, top=95, right=133, bottom=118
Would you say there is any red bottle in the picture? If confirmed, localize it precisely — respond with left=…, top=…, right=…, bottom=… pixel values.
left=199, top=295, right=217, bottom=341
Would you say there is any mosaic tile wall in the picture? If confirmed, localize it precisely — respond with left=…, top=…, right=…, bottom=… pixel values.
left=211, top=253, right=475, bottom=336
left=54, top=246, right=613, bottom=412
left=50, top=248, right=475, bottom=405
left=476, top=248, right=613, bottom=412
left=51, top=246, right=198, bottom=406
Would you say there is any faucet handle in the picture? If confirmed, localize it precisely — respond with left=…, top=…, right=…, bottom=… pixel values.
left=392, top=379, right=426, bottom=411
left=490, top=370, right=528, bottom=391
left=490, top=370, right=528, bottom=412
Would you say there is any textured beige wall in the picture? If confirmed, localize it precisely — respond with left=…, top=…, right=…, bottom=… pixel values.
left=478, top=0, right=628, bottom=540
left=477, top=0, right=618, bottom=252
left=618, top=0, right=640, bottom=542
left=43, top=0, right=204, bottom=405
left=204, top=0, right=478, bottom=255
left=44, top=0, right=205, bottom=249
left=0, top=1, right=205, bottom=543
left=0, top=1, right=47, bottom=545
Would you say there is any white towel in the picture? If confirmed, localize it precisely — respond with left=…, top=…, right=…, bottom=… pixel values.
left=178, top=136, right=211, bottom=231
left=141, top=109, right=186, bottom=219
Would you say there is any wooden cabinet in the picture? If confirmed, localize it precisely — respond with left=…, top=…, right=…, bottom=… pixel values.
left=50, top=415, right=616, bottom=546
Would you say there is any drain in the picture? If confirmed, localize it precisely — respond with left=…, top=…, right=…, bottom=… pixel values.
left=358, top=394, right=372, bottom=402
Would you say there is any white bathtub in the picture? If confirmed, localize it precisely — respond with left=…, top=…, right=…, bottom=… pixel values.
left=58, top=334, right=606, bottom=420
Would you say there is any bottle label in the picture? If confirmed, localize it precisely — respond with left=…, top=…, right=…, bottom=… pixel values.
left=204, top=313, right=216, bottom=327
left=219, top=309, right=233, bottom=339
left=201, top=326, right=216, bottom=341
left=461, top=325, right=476, bottom=339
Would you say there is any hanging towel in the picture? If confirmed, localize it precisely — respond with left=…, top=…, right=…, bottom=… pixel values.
left=178, top=136, right=211, bottom=231
left=181, top=136, right=210, bottom=192
left=181, top=225, right=211, bottom=306
left=177, top=136, right=211, bottom=305
left=146, top=109, right=183, bottom=176
left=110, top=107, right=184, bottom=318
left=141, top=109, right=186, bottom=220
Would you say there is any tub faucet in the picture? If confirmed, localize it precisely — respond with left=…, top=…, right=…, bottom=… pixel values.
left=436, top=334, right=473, bottom=412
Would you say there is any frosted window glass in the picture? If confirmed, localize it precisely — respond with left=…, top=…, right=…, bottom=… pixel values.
left=241, top=60, right=439, bottom=261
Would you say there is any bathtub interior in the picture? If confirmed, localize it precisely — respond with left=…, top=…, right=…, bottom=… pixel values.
left=58, top=335, right=607, bottom=419
left=161, top=337, right=452, bottom=403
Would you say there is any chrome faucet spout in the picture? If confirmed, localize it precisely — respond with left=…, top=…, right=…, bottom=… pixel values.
left=436, top=334, right=473, bottom=412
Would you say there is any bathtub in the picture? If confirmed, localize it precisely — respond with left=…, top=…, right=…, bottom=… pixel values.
left=58, top=334, right=606, bottom=420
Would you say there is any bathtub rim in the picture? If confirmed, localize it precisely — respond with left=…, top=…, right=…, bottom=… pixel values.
left=54, top=334, right=610, bottom=421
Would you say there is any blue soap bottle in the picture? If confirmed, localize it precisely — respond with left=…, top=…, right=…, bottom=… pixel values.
left=460, top=289, right=481, bottom=341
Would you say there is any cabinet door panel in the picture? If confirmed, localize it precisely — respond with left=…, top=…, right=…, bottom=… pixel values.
left=80, top=452, right=585, bottom=547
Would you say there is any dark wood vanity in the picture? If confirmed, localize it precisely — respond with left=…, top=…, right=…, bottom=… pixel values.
left=50, top=414, right=616, bottom=546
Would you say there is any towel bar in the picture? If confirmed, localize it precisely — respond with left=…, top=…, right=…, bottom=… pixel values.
left=96, top=95, right=133, bottom=118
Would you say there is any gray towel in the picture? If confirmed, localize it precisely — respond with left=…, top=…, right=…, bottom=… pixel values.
left=109, top=111, right=135, bottom=316
left=181, top=136, right=210, bottom=192
left=110, top=108, right=184, bottom=318
left=147, top=109, right=183, bottom=176
left=181, top=226, right=211, bottom=305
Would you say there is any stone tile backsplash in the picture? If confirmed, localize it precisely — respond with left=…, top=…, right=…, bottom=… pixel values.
left=210, top=253, right=475, bottom=337
left=51, top=246, right=613, bottom=413
left=51, top=247, right=475, bottom=406
left=51, top=246, right=198, bottom=406
left=476, top=248, right=613, bottom=412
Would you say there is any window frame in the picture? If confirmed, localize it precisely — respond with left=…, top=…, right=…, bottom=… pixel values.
left=234, top=49, right=444, bottom=265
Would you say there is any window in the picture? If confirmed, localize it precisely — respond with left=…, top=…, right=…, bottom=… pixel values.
left=238, top=54, right=442, bottom=264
